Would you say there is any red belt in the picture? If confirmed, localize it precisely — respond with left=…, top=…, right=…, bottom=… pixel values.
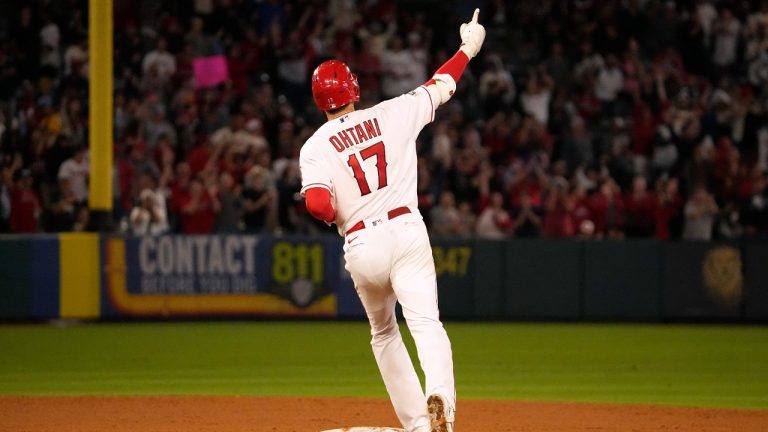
left=346, top=206, right=411, bottom=235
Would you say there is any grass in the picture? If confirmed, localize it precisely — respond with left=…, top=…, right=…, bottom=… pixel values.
left=0, top=322, right=766, bottom=409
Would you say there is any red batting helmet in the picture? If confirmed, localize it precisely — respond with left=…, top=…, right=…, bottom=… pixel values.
left=311, top=60, right=360, bottom=111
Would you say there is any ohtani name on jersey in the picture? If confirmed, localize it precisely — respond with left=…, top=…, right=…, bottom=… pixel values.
left=329, top=118, right=382, bottom=152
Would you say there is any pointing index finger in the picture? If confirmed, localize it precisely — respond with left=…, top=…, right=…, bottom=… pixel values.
left=471, top=8, right=479, bottom=23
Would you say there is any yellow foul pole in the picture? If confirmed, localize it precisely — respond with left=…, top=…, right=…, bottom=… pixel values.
left=88, top=0, right=113, bottom=230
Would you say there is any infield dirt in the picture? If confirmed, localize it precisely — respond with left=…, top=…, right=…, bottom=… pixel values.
left=1, top=396, right=766, bottom=431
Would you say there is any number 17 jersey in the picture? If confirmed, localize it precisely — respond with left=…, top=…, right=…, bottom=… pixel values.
left=300, top=86, right=439, bottom=235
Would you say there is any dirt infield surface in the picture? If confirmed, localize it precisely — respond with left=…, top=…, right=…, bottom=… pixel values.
left=1, top=396, right=766, bottom=431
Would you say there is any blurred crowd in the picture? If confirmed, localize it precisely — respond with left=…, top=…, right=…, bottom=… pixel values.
left=0, top=0, right=767, bottom=240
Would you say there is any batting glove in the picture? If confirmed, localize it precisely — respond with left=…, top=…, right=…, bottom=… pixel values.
left=459, top=8, right=486, bottom=59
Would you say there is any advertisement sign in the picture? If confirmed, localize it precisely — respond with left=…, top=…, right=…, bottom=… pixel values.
left=101, top=235, right=339, bottom=317
left=432, top=238, right=475, bottom=318
left=662, top=242, right=743, bottom=319
left=193, top=55, right=229, bottom=88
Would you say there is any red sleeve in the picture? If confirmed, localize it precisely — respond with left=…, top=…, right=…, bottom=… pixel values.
left=305, top=187, right=336, bottom=223
left=425, top=50, right=470, bottom=85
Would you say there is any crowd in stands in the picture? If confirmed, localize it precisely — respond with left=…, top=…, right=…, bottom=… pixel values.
left=0, top=0, right=767, bottom=240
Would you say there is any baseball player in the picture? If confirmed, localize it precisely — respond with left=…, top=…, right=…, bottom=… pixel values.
left=300, top=10, right=485, bottom=432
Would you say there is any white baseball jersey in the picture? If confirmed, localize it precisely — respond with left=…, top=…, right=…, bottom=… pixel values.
left=300, top=86, right=439, bottom=234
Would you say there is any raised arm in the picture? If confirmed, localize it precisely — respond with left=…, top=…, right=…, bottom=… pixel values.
left=422, top=8, right=486, bottom=106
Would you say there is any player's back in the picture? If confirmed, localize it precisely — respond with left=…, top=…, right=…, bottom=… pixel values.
left=300, top=88, right=436, bottom=234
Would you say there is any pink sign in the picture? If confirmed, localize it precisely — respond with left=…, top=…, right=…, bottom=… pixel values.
left=193, top=55, right=229, bottom=88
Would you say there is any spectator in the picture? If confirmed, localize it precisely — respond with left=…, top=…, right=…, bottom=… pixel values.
left=241, top=166, right=274, bottom=233
left=544, top=43, right=570, bottom=90
left=717, top=201, right=744, bottom=239
left=276, top=162, right=303, bottom=232
left=476, top=192, right=512, bottom=239
left=10, top=170, right=41, bottom=233
left=712, top=8, right=742, bottom=69
left=215, top=171, right=242, bottom=233
left=483, top=112, right=514, bottom=163
left=352, top=39, right=383, bottom=101
left=574, top=41, right=604, bottom=83
left=211, top=116, right=241, bottom=148
left=588, top=179, right=625, bottom=238
left=63, top=38, right=88, bottom=78
left=455, top=202, right=477, bottom=237
left=511, top=190, right=542, bottom=237
left=654, top=177, right=684, bottom=240
left=562, top=117, right=593, bottom=172
left=130, top=188, right=168, bottom=235
left=746, top=5, right=768, bottom=67
left=381, top=37, right=416, bottom=98
left=594, top=54, right=625, bottom=116
left=168, top=162, right=192, bottom=228
left=406, top=33, right=428, bottom=88
left=696, top=0, right=718, bottom=41
left=741, top=169, right=768, bottom=235
left=682, top=185, right=719, bottom=240
left=185, top=17, right=211, bottom=56
left=129, top=171, right=169, bottom=235
left=651, top=111, right=679, bottom=176
left=277, top=30, right=310, bottom=108
left=60, top=99, right=86, bottom=146
left=430, top=191, right=460, bottom=236
left=40, top=13, right=61, bottom=72
left=622, top=39, right=643, bottom=96
left=187, top=138, right=213, bottom=177
left=570, top=183, right=592, bottom=235
left=480, top=55, right=515, bottom=114
left=180, top=178, right=220, bottom=234
left=156, top=135, right=177, bottom=188
left=520, top=69, right=553, bottom=125
left=631, top=102, right=656, bottom=161
left=142, top=38, right=176, bottom=86
left=542, top=179, right=574, bottom=238
left=57, top=146, right=89, bottom=204
left=46, top=178, right=78, bottom=232
left=143, top=106, right=177, bottom=150
left=623, top=175, right=656, bottom=237
left=243, top=119, right=269, bottom=152
left=0, top=0, right=767, bottom=241
left=73, top=207, right=90, bottom=232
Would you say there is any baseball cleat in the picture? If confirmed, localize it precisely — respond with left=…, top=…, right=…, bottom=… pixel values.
left=427, top=394, right=453, bottom=432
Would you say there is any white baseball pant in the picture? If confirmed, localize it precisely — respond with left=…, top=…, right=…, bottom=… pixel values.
left=343, top=210, right=455, bottom=432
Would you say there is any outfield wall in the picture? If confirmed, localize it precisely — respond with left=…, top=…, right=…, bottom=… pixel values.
left=1, top=234, right=766, bottom=321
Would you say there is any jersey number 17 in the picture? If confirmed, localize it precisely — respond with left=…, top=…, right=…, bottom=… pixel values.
left=347, top=141, right=388, bottom=196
